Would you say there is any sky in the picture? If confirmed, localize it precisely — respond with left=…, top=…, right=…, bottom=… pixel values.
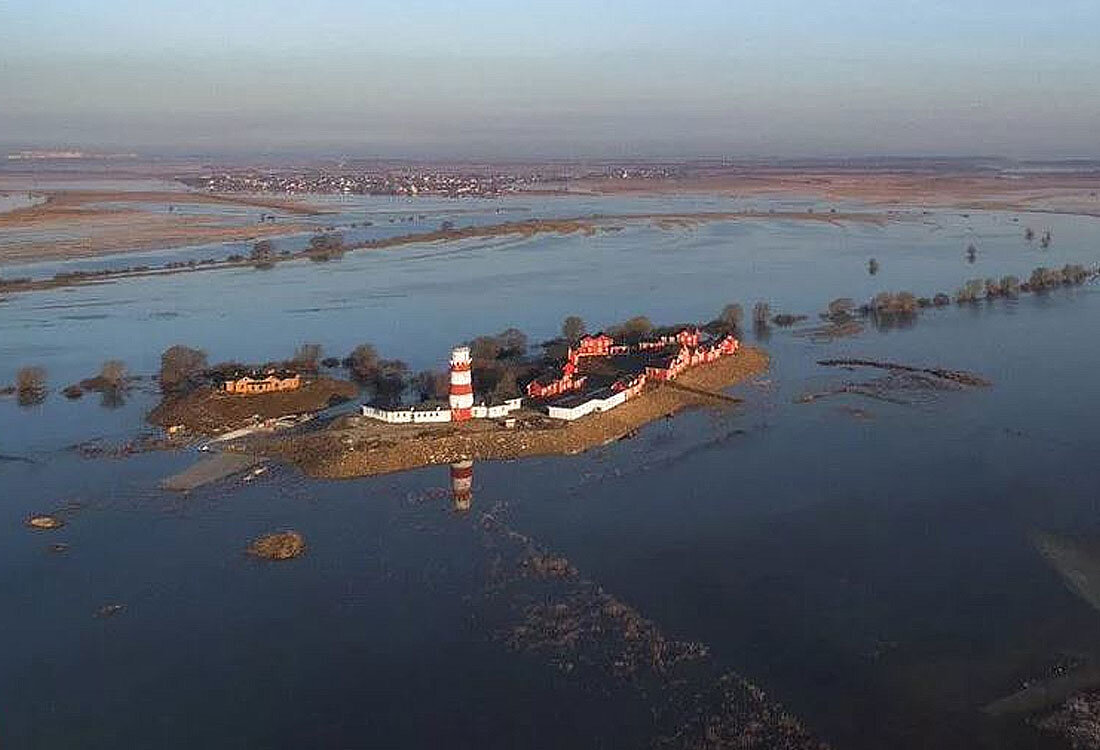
left=2, top=0, right=1099, bottom=159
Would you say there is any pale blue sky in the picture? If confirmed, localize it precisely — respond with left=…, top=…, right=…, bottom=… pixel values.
left=2, top=0, right=1098, bottom=157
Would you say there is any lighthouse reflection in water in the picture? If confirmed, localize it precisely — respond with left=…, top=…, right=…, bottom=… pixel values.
left=450, top=460, right=474, bottom=512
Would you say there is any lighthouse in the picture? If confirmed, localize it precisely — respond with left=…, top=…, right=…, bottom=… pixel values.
left=450, top=460, right=473, bottom=511
left=449, top=346, right=474, bottom=421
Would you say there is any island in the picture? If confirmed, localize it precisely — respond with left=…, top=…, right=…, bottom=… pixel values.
left=248, top=326, right=768, bottom=479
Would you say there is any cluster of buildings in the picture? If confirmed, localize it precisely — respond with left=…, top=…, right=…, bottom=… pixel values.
left=360, top=327, right=740, bottom=425
left=191, top=171, right=518, bottom=198
left=527, top=329, right=739, bottom=420
left=220, top=369, right=302, bottom=395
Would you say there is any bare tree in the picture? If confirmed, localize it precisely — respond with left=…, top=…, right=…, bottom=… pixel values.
left=159, top=346, right=207, bottom=393
left=373, top=359, right=409, bottom=405
left=469, top=336, right=502, bottom=362
left=561, top=315, right=587, bottom=344
left=291, top=343, right=323, bottom=372
left=752, top=302, right=771, bottom=326
left=718, top=303, right=744, bottom=330
left=492, top=370, right=520, bottom=400
left=413, top=370, right=450, bottom=402
left=497, top=328, right=528, bottom=358
left=610, top=316, right=653, bottom=343
left=347, top=344, right=380, bottom=383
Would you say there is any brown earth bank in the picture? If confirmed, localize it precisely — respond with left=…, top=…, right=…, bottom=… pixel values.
left=148, top=377, right=358, bottom=435
left=569, top=171, right=1100, bottom=216
left=0, top=209, right=886, bottom=296
left=0, top=190, right=322, bottom=263
left=261, top=347, right=768, bottom=479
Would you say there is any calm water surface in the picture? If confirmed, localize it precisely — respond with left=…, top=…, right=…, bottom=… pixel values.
left=2, top=195, right=1099, bottom=749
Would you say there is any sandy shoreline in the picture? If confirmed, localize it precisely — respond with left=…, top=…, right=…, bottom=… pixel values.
left=259, top=347, right=768, bottom=479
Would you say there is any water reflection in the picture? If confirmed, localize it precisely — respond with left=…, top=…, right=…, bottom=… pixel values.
left=450, top=460, right=474, bottom=512
left=1037, top=532, right=1100, bottom=615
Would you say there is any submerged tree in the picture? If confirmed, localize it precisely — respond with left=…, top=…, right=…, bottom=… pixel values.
left=868, top=258, right=880, bottom=275
left=752, top=301, right=771, bottom=326
left=16, top=366, right=47, bottom=406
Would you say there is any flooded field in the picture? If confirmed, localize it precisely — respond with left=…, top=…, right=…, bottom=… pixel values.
left=3, top=193, right=1100, bottom=748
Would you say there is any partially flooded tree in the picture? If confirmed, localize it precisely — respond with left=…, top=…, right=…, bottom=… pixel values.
left=955, top=279, right=985, bottom=304
left=16, top=366, right=47, bottom=406
left=99, top=360, right=126, bottom=388
left=868, top=258, right=880, bottom=275
left=1024, top=227, right=1035, bottom=242
left=561, top=315, right=587, bottom=344
left=159, top=346, right=207, bottom=393
left=966, top=244, right=978, bottom=263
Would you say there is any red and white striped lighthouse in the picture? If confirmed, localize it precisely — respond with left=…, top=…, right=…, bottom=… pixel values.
left=449, top=345, right=474, bottom=421
left=450, top=460, right=473, bottom=511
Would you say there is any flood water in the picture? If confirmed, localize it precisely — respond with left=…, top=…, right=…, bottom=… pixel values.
left=2, top=193, right=1100, bottom=749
